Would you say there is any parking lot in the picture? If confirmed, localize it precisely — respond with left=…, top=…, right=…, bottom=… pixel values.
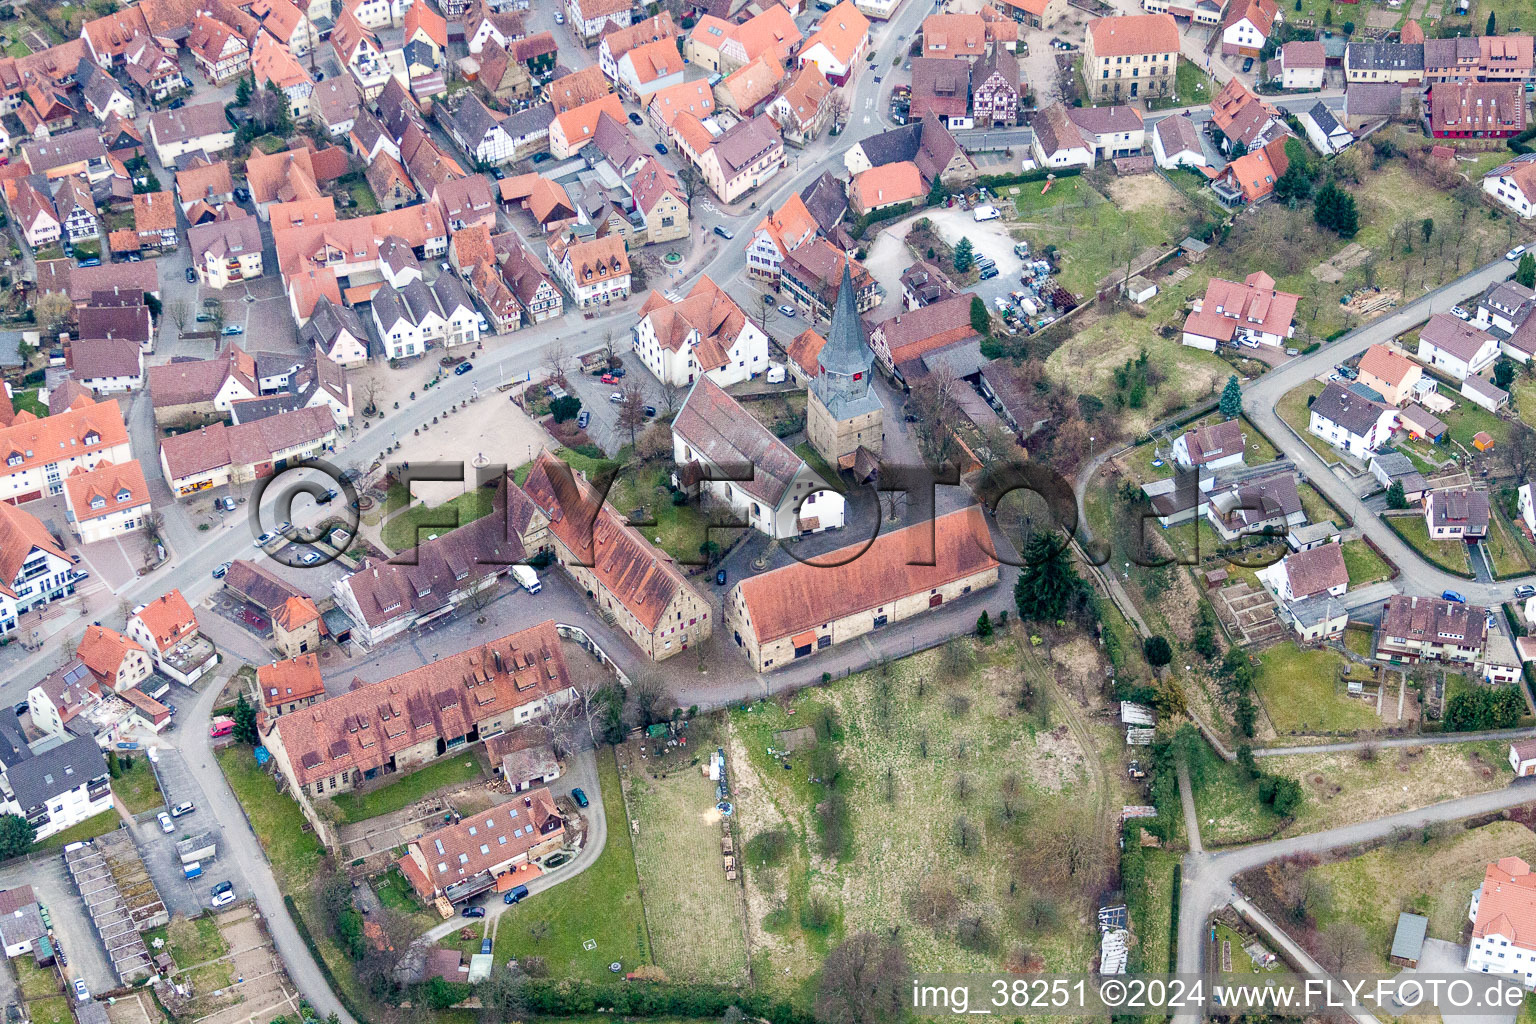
left=923, top=204, right=1026, bottom=307
left=558, top=357, right=669, bottom=456
left=0, top=851, right=117, bottom=994
left=140, top=747, right=252, bottom=919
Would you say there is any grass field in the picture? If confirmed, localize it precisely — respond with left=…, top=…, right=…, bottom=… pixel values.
left=37, top=809, right=120, bottom=850
left=1136, top=849, right=1181, bottom=973
left=625, top=726, right=750, bottom=985
left=1252, top=644, right=1381, bottom=736
left=1307, top=821, right=1536, bottom=972
left=215, top=746, right=324, bottom=886
left=1344, top=625, right=1374, bottom=659
left=1296, top=482, right=1341, bottom=528
left=1385, top=514, right=1472, bottom=576
left=1275, top=381, right=1334, bottom=460
left=381, top=483, right=497, bottom=552
left=1188, top=755, right=1285, bottom=847
left=328, top=755, right=484, bottom=824
left=1265, top=741, right=1513, bottom=837
left=1441, top=396, right=1511, bottom=451
left=15, top=956, right=59, bottom=1000
left=1146, top=58, right=1217, bottom=111
left=115, top=756, right=163, bottom=815
left=11, top=389, right=45, bottom=418
left=605, top=461, right=725, bottom=567
left=1485, top=507, right=1533, bottom=577
left=26, top=997, right=69, bottom=1024
left=1340, top=539, right=1391, bottom=585
left=144, top=915, right=230, bottom=970
left=492, top=749, right=648, bottom=981
left=728, top=634, right=1112, bottom=995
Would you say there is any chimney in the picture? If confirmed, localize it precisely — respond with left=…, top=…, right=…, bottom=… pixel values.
left=524, top=796, right=532, bottom=807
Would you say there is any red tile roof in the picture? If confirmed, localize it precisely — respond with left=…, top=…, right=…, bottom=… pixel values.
left=258, top=653, right=324, bottom=708
left=130, top=588, right=198, bottom=653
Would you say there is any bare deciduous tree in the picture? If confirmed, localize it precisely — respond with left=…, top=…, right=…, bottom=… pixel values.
left=166, top=300, right=189, bottom=333
left=36, top=291, right=73, bottom=340
left=826, top=90, right=850, bottom=132
left=1318, top=921, right=1368, bottom=975
left=545, top=342, right=574, bottom=386
left=814, top=933, right=910, bottom=1024
left=627, top=671, right=674, bottom=729
left=616, top=382, right=648, bottom=448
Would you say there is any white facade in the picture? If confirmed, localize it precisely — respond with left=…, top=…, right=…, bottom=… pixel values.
left=1485, top=167, right=1536, bottom=219
left=1222, top=16, right=1267, bottom=55
left=1417, top=333, right=1500, bottom=381
left=671, top=431, right=846, bottom=539
left=1308, top=404, right=1397, bottom=459
left=1280, top=62, right=1324, bottom=90
left=1030, top=132, right=1093, bottom=169
left=1466, top=885, right=1536, bottom=987
left=1151, top=130, right=1206, bottom=169
left=632, top=311, right=771, bottom=388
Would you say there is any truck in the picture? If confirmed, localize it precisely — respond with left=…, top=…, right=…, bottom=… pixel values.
left=972, top=205, right=1000, bottom=222
left=512, top=565, right=541, bottom=594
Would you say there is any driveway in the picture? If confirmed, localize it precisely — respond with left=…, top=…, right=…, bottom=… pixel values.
left=1397, top=938, right=1515, bottom=1024
left=418, top=746, right=606, bottom=943
left=0, top=852, right=116, bottom=995
left=141, top=746, right=254, bottom=918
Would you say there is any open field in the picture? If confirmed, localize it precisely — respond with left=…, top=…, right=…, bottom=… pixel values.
left=38, top=810, right=120, bottom=850
left=328, top=755, right=484, bottom=824
left=1275, top=381, right=1333, bottom=460
left=381, top=483, right=496, bottom=553
left=623, top=724, right=750, bottom=985
left=1340, top=539, right=1391, bottom=586
left=1189, top=754, right=1286, bottom=847
left=727, top=632, right=1116, bottom=996
left=1385, top=514, right=1472, bottom=575
left=144, top=914, right=230, bottom=970
left=1266, top=741, right=1513, bottom=837
left=1252, top=644, right=1382, bottom=736
left=492, top=749, right=648, bottom=982
left=1307, top=820, right=1536, bottom=972
left=115, top=756, right=164, bottom=815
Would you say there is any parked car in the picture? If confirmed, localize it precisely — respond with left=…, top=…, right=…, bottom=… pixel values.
left=715, top=568, right=727, bottom=586
left=979, top=266, right=999, bottom=280
left=480, top=939, right=492, bottom=955
left=196, top=313, right=215, bottom=322
left=299, top=550, right=322, bottom=565
left=210, top=890, right=236, bottom=908
left=316, top=488, right=338, bottom=504
left=455, top=361, right=474, bottom=375
left=611, top=367, right=626, bottom=377
left=778, top=304, right=796, bottom=316
left=505, top=884, right=530, bottom=903
left=461, top=905, right=486, bottom=918
left=170, top=802, right=195, bottom=817
left=253, top=531, right=277, bottom=548
left=577, top=410, right=590, bottom=429
left=1241, top=56, right=1254, bottom=72
left=1442, top=590, right=1466, bottom=603
left=644, top=405, right=657, bottom=417
left=233, top=187, right=250, bottom=202
left=221, top=325, right=244, bottom=335
left=211, top=881, right=233, bottom=898
left=554, top=10, right=564, bottom=21
left=12, top=702, right=26, bottom=716
left=1509, top=245, right=1528, bottom=261
left=713, top=225, right=734, bottom=239
left=157, top=812, right=174, bottom=833
left=601, top=373, right=618, bottom=384
left=1452, top=305, right=1471, bottom=320
left=185, top=267, right=197, bottom=283
left=1517, top=584, right=1536, bottom=599
left=654, top=142, right=668, bottom=155
left=572, top=788, right=589, bottom=808
left=212, top=561, right=232, bottom=579
left=609, top=391, right=624, bottom=403
left=72, top=980, right=88, bottom=1004
left=628, top=112, right=644, bottom=125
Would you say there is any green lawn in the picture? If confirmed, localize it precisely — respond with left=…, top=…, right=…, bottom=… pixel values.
left=1134, top=849, right=1181, bottom=973
left=1252, top=643, right=1381, bottom=736
left=1296, top=482, right=1341, bottom=529
left=1189, top=754, right=1285, bottom=847
left=1276, top=381, right=1335, bottom=461
left=15, top=955, right=59, bottom=1000
left=1384, top=513, right=1472, bottom=576
left=4, top=39, right=31, bottom=57
left=1484, top=508, right=1533, bottom=578
left=1339, top=539, right=1390, bottom=586
left=607, top=462, right=724, bottom=567
left=793, top=442, right=844, bottom=493
left=1442, top=396, right=1511, bottom=450
left=144, top=914, right=229, bottom=970
left=490, top=748, right=649, bottom=981
left=12, top=389, right=47, bottom=418
left=1145, top=58, right=1216, bottom=111
left=26, top=997, right=70, bottom=1024
left=215, top=746, right=324, bottom=887
left=114, top=756, right=163, bottom=815
left=37, top=809, right=120, bottom=850
left=1343, top=625, right=1374, bottom=660
left=328, top=755, right=485, bottom=824
left=381, top=483, right=498, bottom=552
left=346, top=180, right=380, bottom=215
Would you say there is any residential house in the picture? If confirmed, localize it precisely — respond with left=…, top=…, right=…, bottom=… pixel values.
left=632, top=276, right=770, bottom=387
left=0, top=395, right=131, bottom=503
left=146, top=103, right=236, bottom=165
left=1478, top=279, right=1534, bottom=336
left=993, top=0, right=1064, bottom=27
left=251, top=33, right=315, bottom=120
left=1376, top=594, right=1488, bottom=669
left=434, top=176, right=496, bottom=233
left=124, top=588, right=217, bottom=684
left=51, top=176, right=97, bottom=245
left=312, top=77, right=362, bottom=137
left=1484, top=152, right=1536, bottom=219
left=1465, top=857, right=1536, bottom=984
left=909, top=57, right=970, bottom=126
left=1029, top=104, right=1093, bottom=168
left=8, top=177, right=59, bottom=248
left=60, top=458, right=148, bottom=544
left=1276, top=40, right=1326, bottom=89
left=1257, top=542, right=1350, bottom=640
left=849, top=160, right=923, bottom=215
left=630, top=158, right=688, bottom=245
left=1424, top=33, right=1535, bottom=85
left=1171, top=419, right=1246, bottom=472
left=1209, top=77, right=1286, bottom=152
left=716, top=54, right=784, bottom=118
left=299, top=296, right=370, bottom=368
left=1181, top=271, right=1299, bottom=350
left=745, top=192, right=819, bottom=284
left=677, top=112, right=784, bottom=203
left=67, top=338, right=142, bottom=394
left=972, top=48, right=1021, bottom=127
left=1204, top=471, right=1307, bottom=542
left=615, top=38, right=685, bottom=102
left=0, top=736, right=109, bottom=842
left=189, top=14, right=252, bottom=84
left=175, top=159, right=234, bottom=212
left=254, top=0, right=320, bottom=55
left=440, top=92, right=516, bottom=166
left=396, top=789, right=563, bottom=903
left=725, top=506, right=999, bottom=671
left=1308, top=380, right=1397, bottom=458
left=257, top=653, right=324, bottom=716
left=1082, top=12, right=1178, bottom=103
left=188, top=211, right=264, bottom=289
left=548, top=94, right=625, bottom=159
left=797, top=0, right=869, bottom=85
left=79, top=66, right=134, bottom=122
left=499, top=238, right=562, bottom=323
left=1151, top=113, right=1206, bottom=168
left=1342, top=81, right=1405, bottom=129
left=565, top=0, right=633, bottom=44
left=371, top=275, right=480, bottom=358
left=1417, top=313, right=1499, bottom=379
left=769, top=63, right=834, bottom=146
left=1344, top=41, right=1424, bottom=83
left=1461, top=374, right=1509, bottom=413
left=1370, top=451, right=1428, bottom=504
left=1429, top=80, right=1526, bottom=138
left=673, top=376, right=844, bottom=539
left=520, top=452, right=712, bottom=660
left=0, top=503, right=83, bottom=633
left=1357, top=343, right=1423, bottom=406
left=131, top=191, right=177, bottom=249
left=158, top=406, right=340, bottom=496
left=780, top=238, right=877, bottom=321
left=647, top=80, right=717, bottom=138
left=1425, top=487, right=1490, bottom=540
left=1298, top=101, right=1354, bottom=154
left=921, top=13, right=988, bottom=60
left=866, top=292, right=981, bottom=379
left=1221, top=0, right=1276, bottom=58
left=1210, top=136, right=1291, bottom=205
left=548, top=232, right=629, bottom=308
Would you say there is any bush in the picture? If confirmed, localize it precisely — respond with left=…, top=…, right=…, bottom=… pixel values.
left=549, top=395, right=581, bottom=422
left=744, top=827, right=791, bottom=868
left=1143, top=635, right=1173, bottom=667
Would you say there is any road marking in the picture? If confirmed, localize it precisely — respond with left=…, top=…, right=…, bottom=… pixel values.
left=863, top=115, right=870, bottom=123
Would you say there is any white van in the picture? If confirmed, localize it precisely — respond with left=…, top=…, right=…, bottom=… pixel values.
left=973, top=204, right=1000, bottom=222
left=512, top=565, right=541, bottom=594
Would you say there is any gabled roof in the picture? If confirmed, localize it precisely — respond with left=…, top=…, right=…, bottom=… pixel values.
left=636, top=275, right=749, bottom=373
left=674, top=376, right=807, bottom=508
left=1358, top=344, right=1418, bottom=387
left=647, top=79, right=715, bottom=128
left=1420, top=312, right=1495, bottom=363
left=850, top=159, right=923, bottom=211
left=1472, top=857, right=1536, bottom=949
left=736, top=506, right=997, bottom=644
left=630, top=156, right=682, bottom=215
left=1087, top=12, right=1177, bottom=56
left=801, top=0, right=868, bottom=66
left=129, top=587, right=198, bottom=652
left=553, top=93, right=626, bottom=147
left=719, top=52, right=783, bottom=111
left=546, top=65, right=611, bottom=114
left=732, top=3, right=801, bottom=64
left=148, top=102, right=232, bottom=147
left=1154, top=113, right=1202, bottom=156
left=258, top=652, right=324, bottom=707
left=1310, top=380, right=1387, bottom=435
left=404, top=2, right=448, bottom=47
left=0, top=502, right=70, bottom=595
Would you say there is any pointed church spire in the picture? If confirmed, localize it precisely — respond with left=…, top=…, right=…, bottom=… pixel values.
left=818, top=259, right=870, bottom=377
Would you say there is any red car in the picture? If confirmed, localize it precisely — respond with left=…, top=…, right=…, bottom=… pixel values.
left=600, top=373, right=617, bottom=384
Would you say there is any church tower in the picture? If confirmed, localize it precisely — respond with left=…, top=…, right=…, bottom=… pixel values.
left=806, top=262, right=883, bottom=468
